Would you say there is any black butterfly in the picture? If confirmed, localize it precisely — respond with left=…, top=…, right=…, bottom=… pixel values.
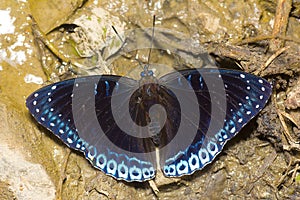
left=26, top=67, right=272, bottom=182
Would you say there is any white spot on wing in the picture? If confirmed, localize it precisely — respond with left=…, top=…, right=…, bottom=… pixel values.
left=67, top=138, right=73, bottom=143
left=129, top=165, right=142, bottom=180
left=142, top=168, right=151, bottom=179
left=207, top=142, right=218, bottom=156
left=176, top=160, right=189, bottom=174
left=188, top=153, right=200, bottom=171
left=198, top=148, right=210, bottom=165
left=230, top=126, right=236, bottom=134
left=96, top=154, right=107, bottom=169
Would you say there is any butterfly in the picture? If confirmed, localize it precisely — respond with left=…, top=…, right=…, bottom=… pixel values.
left=26, top=67, right=272, bottom=182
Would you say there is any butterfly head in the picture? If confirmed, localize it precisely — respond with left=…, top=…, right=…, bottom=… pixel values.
left=140, top=65, right=154, bottom=78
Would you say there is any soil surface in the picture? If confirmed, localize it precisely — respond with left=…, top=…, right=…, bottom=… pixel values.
left=1, top=0, right=300, bottom=199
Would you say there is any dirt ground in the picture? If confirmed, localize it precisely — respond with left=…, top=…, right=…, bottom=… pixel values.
left=0, top=0, right=300, bottom=199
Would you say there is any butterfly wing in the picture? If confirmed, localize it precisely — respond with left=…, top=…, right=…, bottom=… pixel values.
left=159, top=68, right=272, bottom=177
left=26, top=75, right=156, bottom=182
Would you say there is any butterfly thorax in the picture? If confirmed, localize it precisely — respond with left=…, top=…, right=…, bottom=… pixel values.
left=127, top=69, right=164, bottom=146
left=138, top=68, right=160, bottom=97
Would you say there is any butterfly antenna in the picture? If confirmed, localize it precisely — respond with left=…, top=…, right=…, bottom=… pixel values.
left=112, top=25, right=144, bottom=68
left=112, top=26, right=124, bottom=43
left=146, top=15, right=156, bottom=70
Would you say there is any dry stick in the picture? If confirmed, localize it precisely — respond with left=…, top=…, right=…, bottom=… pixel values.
left=238, top=0, right=292, bottom=75
left=237, top=35, right=300, bottom=45
left=30, top=15, right=86, bottom=76
left=289, top=163, right=300, bottom=186
left=56, top=149, right=71, bottom=200
left=31, top=16, right=71, bottom=64
left=269, top=0, right=292, bottom=51
left=275, top=97, right=300, bottom=146
left=276, top=156, right=293, bottom=187
left=273, top=77, right=300, bottom=149
left=278, top=111, right=297, bottom=145
left=278, top=159, right=300, bottom=187
left=246, top=150, right=277, bottom=193
left=237, top=0, right=295, bottom=47
left=278, top=110, right=300, bottom=128
left=34, top=35, right=52, bottom=79
left=255, top=46, right=290, bottom=75
left=149, top=180, right=159, bottom=195
left=272, top=93, right=290, bottom=147
left=236, top=35, right=274, bottom=45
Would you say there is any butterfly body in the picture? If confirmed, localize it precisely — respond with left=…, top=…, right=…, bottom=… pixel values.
left=26, top=68, right=272, bottom=182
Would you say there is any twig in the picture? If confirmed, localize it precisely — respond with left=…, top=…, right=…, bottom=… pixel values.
left=30, top=15, right=88, bottom=78
left=269, top=0, right=292, bottom=51
left=246, top=149, right=277, bottom=193
left=56, top=149, right=71, bottom=200
left=255, top=46, right=290, bottom=75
